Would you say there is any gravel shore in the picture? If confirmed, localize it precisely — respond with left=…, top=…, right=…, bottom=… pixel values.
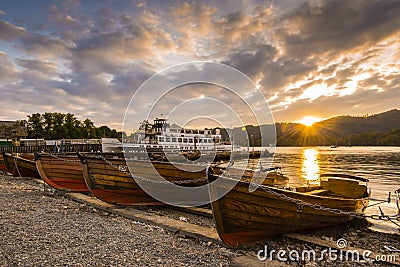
left=0, top=175, right=235, bottom=266
left=1, top=174, right=399, bottom=266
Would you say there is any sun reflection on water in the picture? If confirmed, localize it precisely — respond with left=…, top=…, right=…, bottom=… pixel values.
left=301, top=148, right=320, bottom=183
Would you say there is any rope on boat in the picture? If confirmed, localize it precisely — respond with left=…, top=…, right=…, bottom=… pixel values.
left=97, top=155, right=209, bottom=185
left=13, top=154, right=22, bottom=177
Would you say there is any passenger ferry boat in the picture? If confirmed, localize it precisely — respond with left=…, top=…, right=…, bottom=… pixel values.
left=102, top=118, right=223, bottom=155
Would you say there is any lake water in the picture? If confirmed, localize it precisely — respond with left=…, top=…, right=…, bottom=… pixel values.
left=252, top=146, right=400, bottom=234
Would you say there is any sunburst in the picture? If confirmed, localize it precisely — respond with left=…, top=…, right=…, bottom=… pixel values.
left=299, top=116, right=320, bottom=126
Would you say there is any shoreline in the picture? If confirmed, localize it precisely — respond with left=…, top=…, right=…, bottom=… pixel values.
left=1, top=174, right=399, bottom=266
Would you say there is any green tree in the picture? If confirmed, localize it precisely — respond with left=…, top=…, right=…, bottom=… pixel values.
left=27, top=113, right=44, bottom=138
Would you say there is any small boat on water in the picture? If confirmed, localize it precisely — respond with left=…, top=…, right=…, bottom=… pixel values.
left=207, top=170, right=370, bottom=246
left=2, top=152, right=40, bottom=178
left=35, top=153, right=90, bottom=192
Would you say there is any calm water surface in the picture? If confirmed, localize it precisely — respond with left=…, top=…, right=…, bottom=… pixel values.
left=253, top=146, right=400, bottom=234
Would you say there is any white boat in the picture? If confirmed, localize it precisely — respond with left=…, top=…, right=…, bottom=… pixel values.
left=102, top=118, right=224, bottom=158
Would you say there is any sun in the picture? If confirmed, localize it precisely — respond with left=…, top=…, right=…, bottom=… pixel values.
left=299, top=116, right=320, bottom=126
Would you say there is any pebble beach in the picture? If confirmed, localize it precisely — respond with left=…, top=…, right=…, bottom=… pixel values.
left=1, top=173, right=399, bottom=266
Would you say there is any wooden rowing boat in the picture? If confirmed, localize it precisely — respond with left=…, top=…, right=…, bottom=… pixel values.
left=34, top=153, right=90, bottom=192
left=2, top=152, right=40, bottom=178
left=208, top=170, right=369, bottom=246
left=79, top=154, right=213, bottom=206
left=79, top=152, right=288, bottom=206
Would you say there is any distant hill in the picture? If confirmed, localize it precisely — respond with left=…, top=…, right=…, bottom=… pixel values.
left=223, top=109, right=400, bottom=146
left=313, top=109, right=400, bottom=136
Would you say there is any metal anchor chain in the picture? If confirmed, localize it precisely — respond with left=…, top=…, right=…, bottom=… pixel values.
left=250, top=182, right=400, bottom=228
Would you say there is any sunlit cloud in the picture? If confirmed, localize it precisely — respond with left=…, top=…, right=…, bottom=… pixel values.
left=0, top=0, right=398, bottom=128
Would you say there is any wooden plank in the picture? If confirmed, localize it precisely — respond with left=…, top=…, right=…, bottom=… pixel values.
left=222, top=204, right=346, bottom=227
left=88, top=164, right=206, bottom=182
left=40, top=163, right=82, bottom=171
left=321, top=179, right=367, bottom=198
left=41, top=171, right=83, bottom=179
left=223, top=189, right=357, bottom=216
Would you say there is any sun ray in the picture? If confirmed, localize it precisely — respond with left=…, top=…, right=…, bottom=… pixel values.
left=299, top=116, right=320, bottom=126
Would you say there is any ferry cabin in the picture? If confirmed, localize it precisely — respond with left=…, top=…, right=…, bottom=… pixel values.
left=132, top=118, right=222, bottom=152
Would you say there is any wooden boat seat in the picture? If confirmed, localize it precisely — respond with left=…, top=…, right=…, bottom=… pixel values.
left=321, top=178, right=368, bottom=198
left=306, top=189, right=329, bottom=195
left=295, top=185, right=322, bottom=193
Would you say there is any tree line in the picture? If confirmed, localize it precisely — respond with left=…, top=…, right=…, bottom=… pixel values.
left=27, top=112, right=122, bottom=140
left=25, top=110, right=400, bottom=146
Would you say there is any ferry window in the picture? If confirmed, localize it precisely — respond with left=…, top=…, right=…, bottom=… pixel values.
left=178, top=138, right=182, bottom=142
left=166, top=137, right=170, bottom=142
left=189, top=139, right=193, bottom=143
left=160, top=137, right=165, bottom=142
left=172, top=137, right=177, bottom=142
left=183, top=138, right=188, bottom=143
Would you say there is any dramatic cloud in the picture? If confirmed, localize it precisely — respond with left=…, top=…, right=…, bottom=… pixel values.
left=0, top=0, right=398, bottom=128
left=0, top=20, right=26, bottom=41
left=0, top=52, right=19, bottom=83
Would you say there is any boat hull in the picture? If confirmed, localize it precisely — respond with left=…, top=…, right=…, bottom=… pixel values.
left=35, top=154, right=89, bottom=192
left=2, top=152, right=40, bottom=178
left=0, top=153, right=5, bottom=172
left=0, top=163, right=5, bottom=172
left=81, top=156, right=210, bottom=206
left=209, top=174, right=368, bottom=247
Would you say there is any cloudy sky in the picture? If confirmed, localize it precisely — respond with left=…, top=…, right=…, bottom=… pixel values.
left=0, top=0, right=399, bottom=130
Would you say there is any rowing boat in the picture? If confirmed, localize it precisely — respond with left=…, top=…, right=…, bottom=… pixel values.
left=208, top=170, right=369, bottom=246
left=79, top=153, right=289, bottom=206
left=78, top=154, right=213, bottom=206
left=2, top=152, right=40, bottom=178
left=34, top=153, right=90, bottom=192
